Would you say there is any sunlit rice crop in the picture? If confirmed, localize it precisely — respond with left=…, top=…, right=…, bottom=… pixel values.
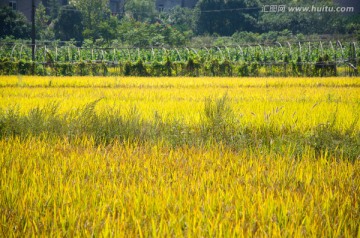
left=0, top=76, right=359, bottom=236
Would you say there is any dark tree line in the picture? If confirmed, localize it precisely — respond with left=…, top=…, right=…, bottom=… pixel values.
left=1, top=0, right=359, bottom=46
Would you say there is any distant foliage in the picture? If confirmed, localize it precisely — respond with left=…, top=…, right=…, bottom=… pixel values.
left=0, top=7, right=30, bottom=39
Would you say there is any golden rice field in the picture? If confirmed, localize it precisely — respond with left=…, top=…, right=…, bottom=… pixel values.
left=0, top=76, right=359, bottom=237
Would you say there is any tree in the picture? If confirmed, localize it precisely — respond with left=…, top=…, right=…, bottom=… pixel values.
left=257, top=0, right=349, bottom=35
left=42, top=0, right=61, bottom=20
left=117, top=18, right=187, bottom=47
left=0, top=6, right=30, bottom=39
left=54, top=5, right=84, bottom=42
left=97, top=15, right=120, bottom=43
left=69, top=0, right=110, bottom=40
left=159, top=6, right=196, bottom=33
left=195, top=0, right=260, bottom=36
left=36, top=3, right=55, bottom=40
left=345, top=14, right=360, bottom=36
left=124, top=0, right=156, bottom=22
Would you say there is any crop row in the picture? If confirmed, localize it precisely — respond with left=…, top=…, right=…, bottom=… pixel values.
left=1, top=41, right=358, bottom=63
left=0, top=59, right=356, bottom=77
left=0, top=41, right=358, bottom=77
